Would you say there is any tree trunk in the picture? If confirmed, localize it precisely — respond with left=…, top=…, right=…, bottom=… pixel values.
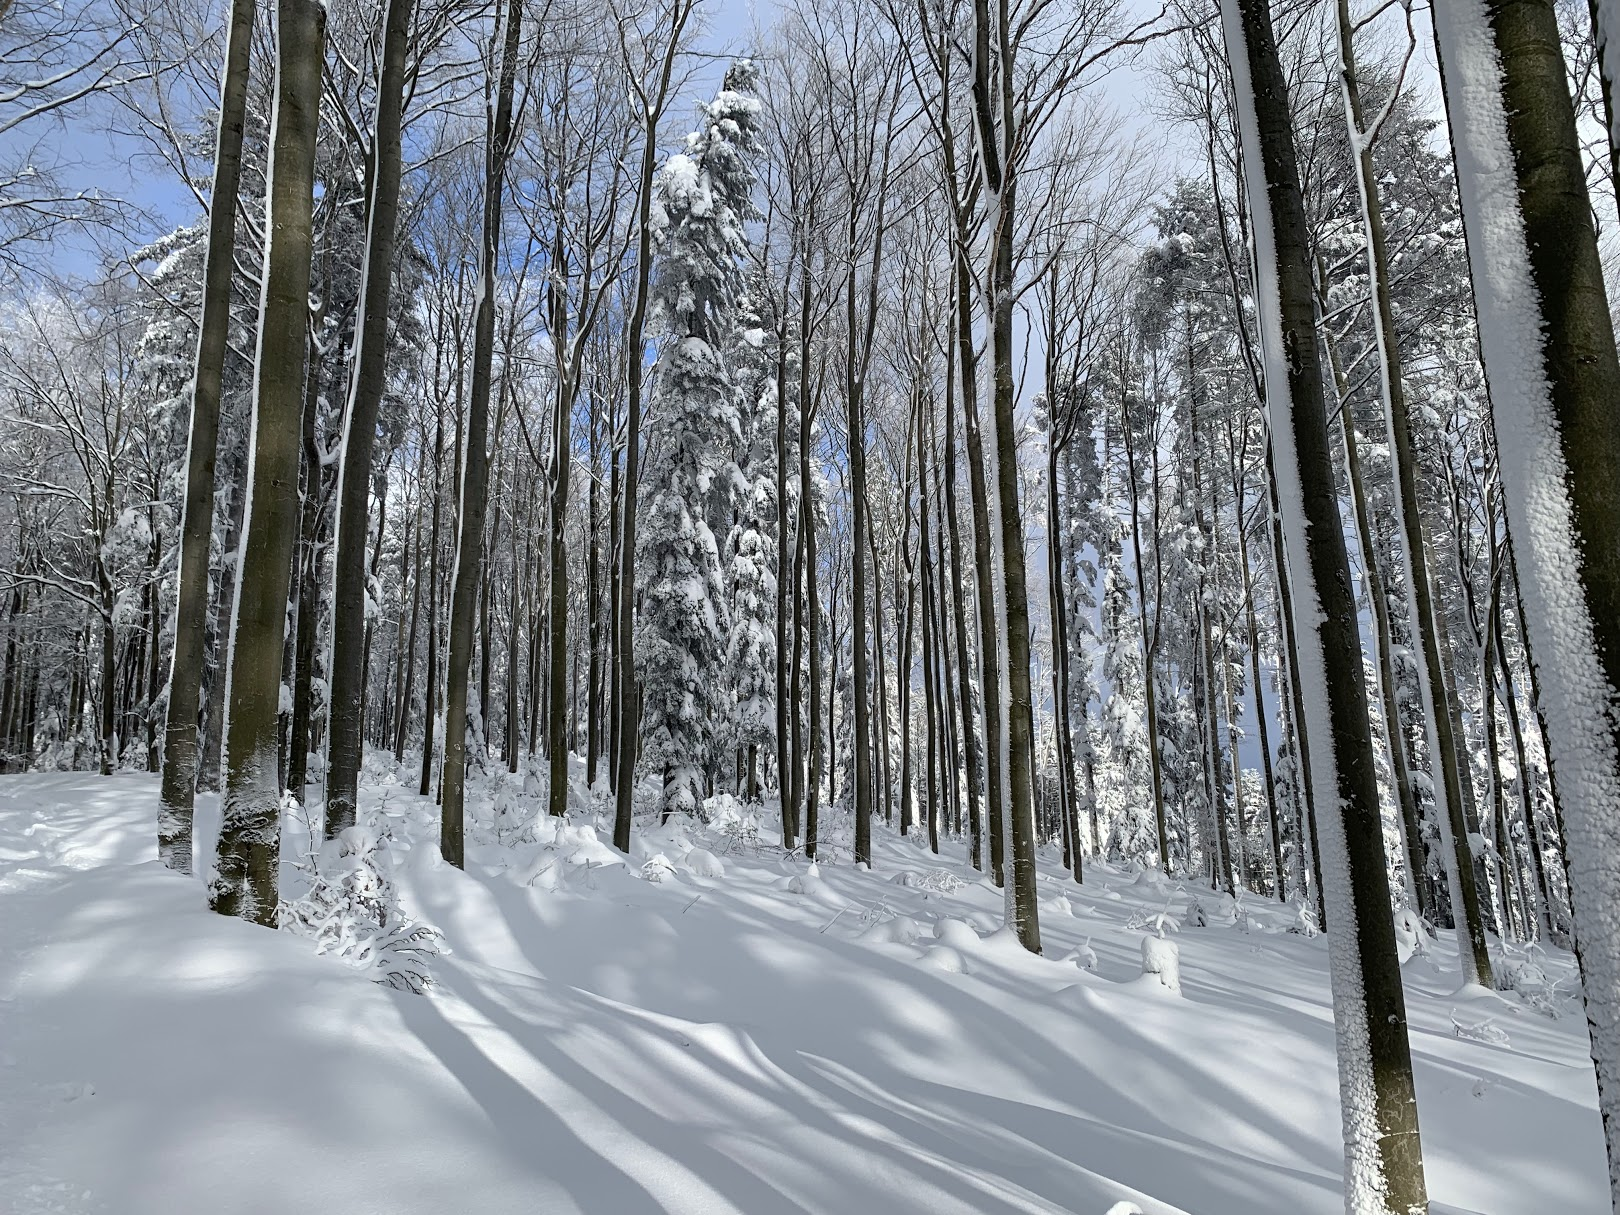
left=1322, top=315, right=1428, bottom=916
left=612, top=17, right=692, bottom=853
left=1339, top=0, right=1492, bottom=986
left=440, top=0, right=520, bottom=867
left=1225, top=1, right=1429, bottom=1206
left=159, top=0, right=254, bottom=872
left=210, top=0, right=325, bottom=925
left=285, top=319, right=323, bottom=801
left=1436, top=3, right=1620, bottom=1197
left=325, top=0, right=413, bottom=835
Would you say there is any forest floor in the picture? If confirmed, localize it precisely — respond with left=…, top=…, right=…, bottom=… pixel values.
left=0, top=764, right=1606, bottom=1214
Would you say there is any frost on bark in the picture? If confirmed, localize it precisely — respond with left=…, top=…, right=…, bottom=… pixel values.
left=1435, top=2, right=1620, bottom=1205
left=209, top=0, right=325, bottom=925
left=1221, top=0, right=1427, bottom=1210
left=158, top=0, right=255, bottom=874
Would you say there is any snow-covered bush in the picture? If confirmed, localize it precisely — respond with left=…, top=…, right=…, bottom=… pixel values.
left=641, top=853, right=677, bottom=883
left=1140, top=935, right=1181, bottom=994
left=281, top=826, right=441, bottom=994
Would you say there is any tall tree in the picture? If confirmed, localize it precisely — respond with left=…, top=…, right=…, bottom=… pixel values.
left=636, top=62, right=762, bottom=819
left=324, top=0, right=417, bottom=838
left=1221, top=0, right=1428, bottom=1208
left=1437, top=1, right=1620, bottom=1204
left=156, top=0, right=255, bottom=873
left=610, top=0, right=698, bottom=853
left=210, top=0, right=327, bottom=924
left=440, top=0, right=523, bottom=868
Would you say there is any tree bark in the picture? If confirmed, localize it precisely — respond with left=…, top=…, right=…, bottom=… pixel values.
left=325, top=0, right=414, bottom=835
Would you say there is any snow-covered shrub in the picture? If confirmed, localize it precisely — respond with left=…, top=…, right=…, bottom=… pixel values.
left=1286, top=899, right=1321, bottom=937
left=641, top=853, right=677, bottom=883
left=890, top=868, right=968, bottom=894
left=1184, top=894, right=1207, bottom=928
left=1140, top=935, right=1181, bottom=994
left=1393, top=907, right=1433, bottom=964
left=1450, top=1011, right=1509, bottom=1047
left=493, top=784, right=541, bottom=845
left=683, top=846, right=725, bottom=878
left=1126, top=897, right=1180, bottom=937
left=1060, top=937, right=1098, bottom=971
left=281, top=826, right=441, bottom=994
left=1496, top=944, right=1568, bottom=1017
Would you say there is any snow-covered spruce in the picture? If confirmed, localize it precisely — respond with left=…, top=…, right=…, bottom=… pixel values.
left=636, top=61, right=763, bottom=821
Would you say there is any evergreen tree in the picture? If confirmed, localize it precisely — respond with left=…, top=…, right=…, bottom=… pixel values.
left=637, top=61, right=763, bottom=819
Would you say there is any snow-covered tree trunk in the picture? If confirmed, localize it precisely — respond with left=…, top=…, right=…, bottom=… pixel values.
left=1435, top=2, right=1620, bottom=1204
left=158, top=0, right=255, bottom=874
left=210, top=0, right=326, bottom=925
left=1222, top=0, right=1428, bottom=1209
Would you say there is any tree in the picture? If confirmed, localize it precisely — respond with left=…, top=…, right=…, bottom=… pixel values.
left=156, top=0, right=255, bottom=874
left=440, top=0, right=524, bottom=869
left=1221, top=0, right=1428, bottom=1208
left=636, top=61, right=762, bottom=819
left=324, top=0, right=416, bottom=839
left=1436, top=1, right=1620, bottom=1204
left=209, top=0, right=326, bottom=924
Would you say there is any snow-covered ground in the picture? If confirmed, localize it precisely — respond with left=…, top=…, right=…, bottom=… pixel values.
left=0, top=767, right=1605, bottom=1214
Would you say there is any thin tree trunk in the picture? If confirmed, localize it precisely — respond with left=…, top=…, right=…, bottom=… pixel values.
left=441, top=0, right=521, bottom=867
left=1339, top=0, right=1491, bottom=986
left=159, top=0, right=254, bottom=872
left=612, top=13, right=692, bottom=853
left=325, top=0, right=413, bottom=834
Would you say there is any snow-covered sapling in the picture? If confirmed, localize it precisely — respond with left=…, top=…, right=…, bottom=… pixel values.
left=281, top=825, right=441, bottom=994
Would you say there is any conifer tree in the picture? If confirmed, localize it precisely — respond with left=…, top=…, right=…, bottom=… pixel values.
left=637, top=61, right=762, bottom=819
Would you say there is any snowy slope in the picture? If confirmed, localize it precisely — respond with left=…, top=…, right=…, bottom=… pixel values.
left=0, top=768, right=1605, bottom=1214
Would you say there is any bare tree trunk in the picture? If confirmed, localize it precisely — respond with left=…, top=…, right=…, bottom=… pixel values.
left=1121, top=391, right=1170, bottom=872
left=441, top=0, right=521, bottom=867
left=802, top=387, right=822, bottom=861
left=418, top=405, right=444, bottom=797
left=285, top=317, right=323, bottom=800
left=1322, top=315, right=1427, bottom=916
left=612, top=7, right=693, bottom=853
left=585, top=393, right=602, bottom=786
left=1339, top=0, right=1491, bottom=986
left=159, top=0, right=254, bottom=872
left=210, top=0, right=325, bottom=924
left=325, top=0, right=414, bottom=834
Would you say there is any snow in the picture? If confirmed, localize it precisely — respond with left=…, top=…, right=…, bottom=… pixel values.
left=0, top=769, right=1607, bottom=1214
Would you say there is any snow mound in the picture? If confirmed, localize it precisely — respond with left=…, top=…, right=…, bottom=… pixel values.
left=932, top=917, right=981, bottom=951
left=860, top=915, right=922, bottom=946
left=920, top=945, right=970, bottom=974
left=683, top=847, right=725, bottom=879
